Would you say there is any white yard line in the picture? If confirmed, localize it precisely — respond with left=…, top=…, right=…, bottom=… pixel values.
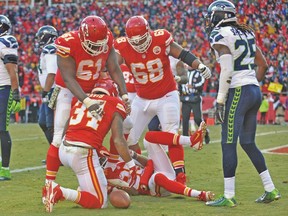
left=11, top=165, right=46, bottom=173
left=261, top=144, right=288, bottom=155
left=10, top=130, right=288, bottom=174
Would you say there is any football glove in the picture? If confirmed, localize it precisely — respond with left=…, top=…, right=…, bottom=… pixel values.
left=41, top=91, right=49, bottom=103
left=121, top=94, right=131, bottom=115
left=174, top=75, right=181, bottom=83
left=10, top=89, right=21, bottom=113
left=83, top=97, right=104, bottom=119
left=198, top=63, right=212, bottom=79
left=215, top=103, right=225, bottom=124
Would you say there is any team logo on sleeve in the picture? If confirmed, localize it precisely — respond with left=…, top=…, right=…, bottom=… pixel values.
left=153, top=46, right=161, bottom=55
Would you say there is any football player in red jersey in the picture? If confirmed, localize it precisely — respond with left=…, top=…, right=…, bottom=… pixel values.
left=105, top=136, right=214, bottom=202
left=43, top=16, right=129, bottom=193
left=43, top=78, right=136, bottom=213
left=114, top=16, right=211, bottom=184
left=106, top=63, right=136, bottom=168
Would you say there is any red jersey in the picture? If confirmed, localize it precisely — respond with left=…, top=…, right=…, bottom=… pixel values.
left=120, top=63, right=136, bottom=93
left=55, top=30, right=114, bottom=93
left=114, top=29, right=177, bottom=99
left=65, top=94, right=127, bottom=150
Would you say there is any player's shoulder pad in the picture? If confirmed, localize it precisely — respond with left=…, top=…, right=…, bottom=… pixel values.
left=43, top=44, right=57, bottom=54
left=0, top=35, right=19, bottom=49
left=152, top=29, right=173, bottom=46
left=209, top=27, right=232, bottom=45
left=114, top=36, right=129, bottom=51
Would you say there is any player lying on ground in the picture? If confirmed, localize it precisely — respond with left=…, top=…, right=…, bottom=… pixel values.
left=104, top=124, right=214, bottom=201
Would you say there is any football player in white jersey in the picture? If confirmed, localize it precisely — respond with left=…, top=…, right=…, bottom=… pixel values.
left=36, top=25, right=58, bottom=151
left=204, top=0, right=281, bottom=207
left=0, top=15, right=20, bottom=180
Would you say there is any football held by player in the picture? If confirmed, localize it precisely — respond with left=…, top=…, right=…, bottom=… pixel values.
left=114, top=16, right=211, bottom=184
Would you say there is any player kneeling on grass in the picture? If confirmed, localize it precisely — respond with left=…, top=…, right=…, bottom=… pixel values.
left=105, top=128, right=214, bottom=202
left=43, top=78, right=136, bottom=213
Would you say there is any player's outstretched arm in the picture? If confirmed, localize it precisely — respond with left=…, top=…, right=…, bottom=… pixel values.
left=170, top=42, right=211, bottom=79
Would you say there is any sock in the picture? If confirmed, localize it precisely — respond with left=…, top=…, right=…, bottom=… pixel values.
left=0, top=131, right=12, bottom=167
left=77, top=191, right=102, bottom=209
left=45, top=144, right=61, bottom=181
left=224, top=176, right=235, bottom=199
left=154, top=173, right=200, bottom=197
left=61, top=187, right=102, bottom=209
left=169, top=145, right=185, bottom=171
left=145, top=131, right=180, bottom=146
left=145, top=131, right=191, bottom=146
left=61, top=186, right=79, bottom=202
left=260, top=170, right=275, bottom=192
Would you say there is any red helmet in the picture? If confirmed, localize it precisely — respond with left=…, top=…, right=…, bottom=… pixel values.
left=125, top=16, right=152, bottom=53
left=79, top=16, right=108, bottom=56
left=92, top=78, right=118, bottom=97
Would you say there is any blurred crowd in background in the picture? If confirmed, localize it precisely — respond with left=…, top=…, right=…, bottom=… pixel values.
left=0, top=0, right=287, bottom=123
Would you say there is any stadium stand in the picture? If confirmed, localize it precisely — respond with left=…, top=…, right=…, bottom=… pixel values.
left=0, top=0, right=286, bottom=123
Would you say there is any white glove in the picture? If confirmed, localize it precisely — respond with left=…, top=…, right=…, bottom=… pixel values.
left=83, top=97, right=103, bottom=119
left=174, top=75, right=181, bottom=83
left=198, top=63, right=212, bottom=79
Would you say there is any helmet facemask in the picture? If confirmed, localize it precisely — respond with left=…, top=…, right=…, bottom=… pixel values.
left=127, top=31, right=152, bottom=53
left=81, top=36, right=108, bottom=56
left=36, top=26, right=58, bottom=48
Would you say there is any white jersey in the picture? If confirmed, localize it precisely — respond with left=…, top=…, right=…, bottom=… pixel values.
left=209, top=26, right=259, bottom=88
left=0, top=35, right=18, bottom=86
left=169, top=56, right=179, bottom=76
left=37, top=43, right=57, bottom=89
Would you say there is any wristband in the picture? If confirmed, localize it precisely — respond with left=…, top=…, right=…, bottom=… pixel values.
left=83, top=97, right=95, bottom=108
left=121, top=94, right=128, bottom=101
left=126, top=159, right=135, bottom=169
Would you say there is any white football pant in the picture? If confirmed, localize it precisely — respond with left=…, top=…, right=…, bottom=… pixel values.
left=51, top=87, right=73, bottom=147
left=59, top=143, right=108, bottom=208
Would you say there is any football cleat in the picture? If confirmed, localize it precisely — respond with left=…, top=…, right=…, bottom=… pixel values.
left=255, top=188, right=281, bottom=203
left=44, top=181, right=64, bottom=213
left=198, top=191, right=215, bottom=202
left=204, top=128, right=210, bottom=144
left=190, top=121, right=206, bottom=150
left=0, top=168, right=11, bottom=181
left=206, top=195, right=237, bottom=207
left=175, top=172, right=187, bottom=186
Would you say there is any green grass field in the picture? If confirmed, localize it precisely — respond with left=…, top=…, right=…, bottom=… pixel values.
left=0, top=123, right=287, bottom=216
